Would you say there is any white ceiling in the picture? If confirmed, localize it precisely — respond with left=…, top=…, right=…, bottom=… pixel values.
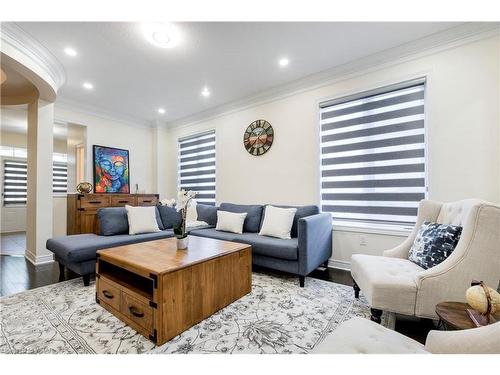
left=16, top=22, right=462, bottom=126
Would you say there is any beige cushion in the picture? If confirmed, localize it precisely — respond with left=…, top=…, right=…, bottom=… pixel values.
left=313, top=317, right=427, bottom=354
left=351, top=254, right=424, bottom=315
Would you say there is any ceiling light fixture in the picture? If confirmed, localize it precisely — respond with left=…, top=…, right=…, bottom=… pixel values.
left=142, top=23, right=181, bottom=49
left=64, top=47, right=77, bottom=57
left=279, top=57, right=289, bottom=67
left=82, top=82, right=94, bottom=90
left=158, top=108, right=166, bottom=114
left=201, top=87, right=210, bottom=97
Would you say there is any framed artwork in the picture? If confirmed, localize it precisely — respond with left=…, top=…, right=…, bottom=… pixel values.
left=93, top=145, right=130, bottom=193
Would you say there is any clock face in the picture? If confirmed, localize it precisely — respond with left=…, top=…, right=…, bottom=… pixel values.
left=243, top=120, right=274, bottom=156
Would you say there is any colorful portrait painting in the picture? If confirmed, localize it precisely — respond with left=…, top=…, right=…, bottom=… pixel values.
left=93, top=145, right=130, bottom=193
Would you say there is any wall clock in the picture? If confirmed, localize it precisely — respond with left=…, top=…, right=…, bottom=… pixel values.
left=243, top=119, right=274, bottom=156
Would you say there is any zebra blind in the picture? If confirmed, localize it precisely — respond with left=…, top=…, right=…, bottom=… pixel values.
left=3, top=160, right=68, bottom=205
left=178, top=130, right=216, bottom=205
left=3, top=160, right=27, bottom=205
left=53, top=162, right=68, bottom=194
left=320, top=79, right=426, bottom=227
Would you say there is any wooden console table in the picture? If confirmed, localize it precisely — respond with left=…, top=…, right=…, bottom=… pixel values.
left=67, top=193, right=159, bottom=234
left=95, top=236, right=252, bottom=345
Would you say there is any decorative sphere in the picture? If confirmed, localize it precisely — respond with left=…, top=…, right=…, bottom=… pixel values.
left=76, top=182, right=93, bottom=194
left=466, top=284, right=500, bottom=314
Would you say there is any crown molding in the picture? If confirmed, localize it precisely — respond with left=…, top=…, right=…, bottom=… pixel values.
left=166, top=22, right=499, bottom=130
left=55, top=97, right=153, bottom=129
left=1, top=22, right=66, bottom=91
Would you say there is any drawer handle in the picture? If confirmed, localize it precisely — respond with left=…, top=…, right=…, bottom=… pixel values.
left=129, top=306, right=144, bottom=318
left=88, top=201, right=102, bottom=204
left=142, top=200, right=152, bottom=203
left=118, top=200, right=129, bottom=203
left=102, top=290, right=114, bottom=299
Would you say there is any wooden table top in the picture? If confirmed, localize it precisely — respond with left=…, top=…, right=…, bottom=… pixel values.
left=435, top=301, right=500, bottom=330
left=97, top=235, right=251, bottom=275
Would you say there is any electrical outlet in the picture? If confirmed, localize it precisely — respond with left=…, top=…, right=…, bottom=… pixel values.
left=359, top=236, right=367, bottom=246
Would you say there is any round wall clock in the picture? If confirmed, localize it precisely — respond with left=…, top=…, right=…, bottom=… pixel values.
left=243, top=119, right=274, bottom=156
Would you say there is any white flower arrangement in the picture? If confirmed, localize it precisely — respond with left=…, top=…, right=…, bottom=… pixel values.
left=172, top=189, right=197, bottom=239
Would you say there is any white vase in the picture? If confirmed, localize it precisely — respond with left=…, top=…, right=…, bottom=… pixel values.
left=176, top=236, right=189, bottom=250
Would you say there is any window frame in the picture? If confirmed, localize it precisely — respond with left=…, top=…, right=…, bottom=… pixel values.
left=318, top=77, right=429, bottom=233
left=177, top=129, right=216, bottom=205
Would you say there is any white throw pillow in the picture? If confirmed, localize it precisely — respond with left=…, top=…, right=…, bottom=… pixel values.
left=215, top=211, right=247, bottom=234
left=259, top=205, right=297, bottom=239
left=125, top=205, right=161, bottom=235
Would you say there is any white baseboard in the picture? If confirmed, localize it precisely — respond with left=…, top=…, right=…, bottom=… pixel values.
left=328, top=259, right=351, bottom=271
left=25, top=251, right=54, bottom=265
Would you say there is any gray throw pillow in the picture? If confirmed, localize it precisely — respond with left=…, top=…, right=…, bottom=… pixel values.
left=97, top=207, right=129, bottom=236
left=196, top=204, right=218, bottom=226
left=408, top=221, right=462, bottom=269
left=157, top=205, right=182, bottom=229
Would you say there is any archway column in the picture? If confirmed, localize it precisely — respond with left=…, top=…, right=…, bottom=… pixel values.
left=26, top=100, right=54, bottom=264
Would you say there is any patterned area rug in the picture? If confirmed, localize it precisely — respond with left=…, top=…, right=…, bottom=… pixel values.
left=0, top=272, right=378, bottom=354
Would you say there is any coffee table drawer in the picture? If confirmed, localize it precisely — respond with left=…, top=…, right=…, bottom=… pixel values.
left=120, top=292, right=153, bottom=331
left=97, top=278, right=121, bottom=311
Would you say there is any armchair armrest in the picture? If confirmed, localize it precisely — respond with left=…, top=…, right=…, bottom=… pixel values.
left=297, top=213, right=333, bottom=275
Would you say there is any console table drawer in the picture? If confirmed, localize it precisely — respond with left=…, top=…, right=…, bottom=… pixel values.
left=111, top=196, right=137, bottom=207
left=80, top=196, right=110, bottom=209
left=97, top=278, right=121, bottom=311
left=120, top=292, right=153, bottom=332
left=137, top=195, right=158, bottom=206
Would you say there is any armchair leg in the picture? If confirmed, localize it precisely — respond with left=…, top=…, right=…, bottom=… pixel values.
left=299, top=276, right=305, bottom=288
left=82, top=274, right=90, bottom=287
left=58, top=263, right=65, bottom=282
left=353, top=279, right=360, bottom=299
left=370, top=308, right=383, bottom=324
left=322, top=260, right=329, bottom=269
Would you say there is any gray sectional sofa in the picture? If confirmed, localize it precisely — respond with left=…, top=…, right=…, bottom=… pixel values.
left=46, top=202, right=332, bottom=287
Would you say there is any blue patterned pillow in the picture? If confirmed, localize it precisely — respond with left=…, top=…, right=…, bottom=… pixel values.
left=408, top=221, right=463, bottom=269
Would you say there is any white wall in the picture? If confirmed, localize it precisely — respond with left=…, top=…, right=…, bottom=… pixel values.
left=161, top=34, right=500, bottom=268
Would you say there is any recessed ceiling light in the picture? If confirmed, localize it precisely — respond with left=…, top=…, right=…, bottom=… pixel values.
left=142, top=23, right=181, bottom=49
left=64, top=47, right=77, bottom=57
left=82, top=82, right=94, bottom=90
left=158, top=108, right=166, bottom=114
left=279, top=57, right=289, bottom=67
left=201, top=87, right=210, bottom=97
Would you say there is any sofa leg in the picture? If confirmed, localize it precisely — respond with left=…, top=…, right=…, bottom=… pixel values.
left=370, top=308, right=383, bottom=324
left=299, top=276, right=305, bottom=288
left=58, top=263, right=65, bottom=282
left=353, top=280, right=360, bottom=299
left=82, top=274, right=90, bottom=287
left=322, top=260, right=329, bottom=269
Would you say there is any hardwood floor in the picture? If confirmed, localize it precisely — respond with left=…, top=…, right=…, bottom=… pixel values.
left=1, top=256, right=434, bottom=344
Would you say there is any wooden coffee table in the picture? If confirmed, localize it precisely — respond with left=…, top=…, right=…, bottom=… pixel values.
left=95, top=235, right=252, bottom=345
left=435, top=302, right=500, bottom=330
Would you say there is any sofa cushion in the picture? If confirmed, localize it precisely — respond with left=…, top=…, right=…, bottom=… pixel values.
left=188, top=228, right=238, bottom=242
left=351, top=254, right=423, bottom=315
left=236, top=233, right=298, bottom=261
left=313, top=317, right=427, bottom=354
left=197, top=204, right=218, bottom=226
left=46, top=230, right=174, bottom=263
left=157, top=205, right=182, bottom=229
left=219, top=203, right=263, bottom=233
left=97, top=207, right=129, bottom=236
left=262, top=205, right=319, bottom=237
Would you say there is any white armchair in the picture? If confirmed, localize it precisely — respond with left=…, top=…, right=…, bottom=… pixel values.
left=350, top=199, right=500, bottom=322
left=312, top=317, right=500, bottom=354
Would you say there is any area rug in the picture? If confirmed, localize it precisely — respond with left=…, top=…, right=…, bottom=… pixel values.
left=0, top=272, right=381, bottom=354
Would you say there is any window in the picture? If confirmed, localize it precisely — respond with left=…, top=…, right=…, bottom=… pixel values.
left=177, top=130, right=216, bottom=205
left=319, top=79, right=426, bottom=228
left=3, top=160, right=27, bottom=205
left=2, top=156, right=68, bottom=206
